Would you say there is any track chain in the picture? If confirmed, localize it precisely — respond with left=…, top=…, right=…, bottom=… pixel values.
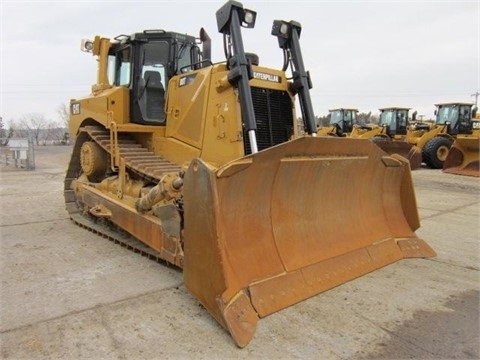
left=64, top=126, right=180, bottom=265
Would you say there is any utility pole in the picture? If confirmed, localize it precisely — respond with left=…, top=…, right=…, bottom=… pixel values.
left=471, top=91, right=479, bottom=107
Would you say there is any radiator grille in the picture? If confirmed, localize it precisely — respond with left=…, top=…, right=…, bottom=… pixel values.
left=244, top=87, right=294, bottom=155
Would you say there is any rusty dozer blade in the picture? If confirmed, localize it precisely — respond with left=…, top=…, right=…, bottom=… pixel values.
left=373, top=140, right=422, bottom=170
left=182, top=136, right=435, bottom=347
left=443, top=135, right=480, bottom=177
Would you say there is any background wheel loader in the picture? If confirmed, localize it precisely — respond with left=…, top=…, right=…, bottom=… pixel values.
left=442, top=106, right=479, bottom=176
left=349, top=107, right=422, bottom=169
left=316, top=108, right=359, bottom=136
left=65, top=0, right=435, bottom=347
left=407, top=102, right=476, bottom=169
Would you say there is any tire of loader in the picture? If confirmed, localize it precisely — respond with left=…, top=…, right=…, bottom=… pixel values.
left=423, top=137, right=452, bottom=169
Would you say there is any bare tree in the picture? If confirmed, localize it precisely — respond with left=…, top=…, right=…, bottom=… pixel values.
left=56, top=103, right=70, bottom=129
left=357, top=111, right=373, bottom=125
left=8, top=119, right=25, bottom=138
left=316, top=115, right=330, bottom=127
left=41, top=122, right=65, bottom=145
left=0, top=117, right=5, bottom=139
left=0, top=116, right=13, bottom=146
left=18, top=113, right=48, bottom=145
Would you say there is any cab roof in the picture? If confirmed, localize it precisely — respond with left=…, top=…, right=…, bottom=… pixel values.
left=328, top=108, right=359, bottom=112
left=379, top=107, right=411, bottom=111
left=113, top=29, right=196, bottom=44
left=434, top=102, right=473, bottom=107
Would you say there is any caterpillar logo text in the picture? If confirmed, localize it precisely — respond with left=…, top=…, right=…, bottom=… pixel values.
left=253, top=71, right=281, bottom=83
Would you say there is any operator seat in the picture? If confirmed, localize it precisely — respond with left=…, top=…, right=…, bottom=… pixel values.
left=144, top=71, right=165, bottom=122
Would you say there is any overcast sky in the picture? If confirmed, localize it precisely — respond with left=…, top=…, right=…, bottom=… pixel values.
left=1, top=0, right=478, bottom=125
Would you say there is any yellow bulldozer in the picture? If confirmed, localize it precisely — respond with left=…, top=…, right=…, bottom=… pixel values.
left=65, top=0, right=435, bottom=347
left=407, top=102, right=477, bottom=170
left=316, top=108, right=359, bottom=136
left=442, top=106, right=479, bottom=176
left=349, top=107, right=422, bottom=169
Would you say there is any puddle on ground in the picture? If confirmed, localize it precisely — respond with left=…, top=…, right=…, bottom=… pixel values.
left=359, top=289, right=480, bottom=359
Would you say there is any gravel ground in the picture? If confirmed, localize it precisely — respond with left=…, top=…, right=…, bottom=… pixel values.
left=0, top=145, right=478, bottom=359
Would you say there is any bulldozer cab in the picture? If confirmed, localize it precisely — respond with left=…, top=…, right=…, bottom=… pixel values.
left=378, top=107, right=411, bottom=136
left=328, top=108, right=358, bottom=136
left=105, top=30, right=207, bottom=125
left=434, top=102, right=474, bottom=135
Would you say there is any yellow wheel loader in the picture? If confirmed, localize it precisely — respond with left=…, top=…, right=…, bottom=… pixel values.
left=407, top=102, right=476, bottom=169
left=65, top=0, right=435, bottom=347
left=349, top=107, right=422, bottom=170
left=442, top=107, right=479, bottom=177
left=316, top=108, right=359, bottom=136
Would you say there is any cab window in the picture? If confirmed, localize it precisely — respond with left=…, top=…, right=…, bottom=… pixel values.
left=108, top=47, right=131, bottom=86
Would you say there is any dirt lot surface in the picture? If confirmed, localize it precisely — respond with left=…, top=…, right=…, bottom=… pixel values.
left=1, top=145, right=479, bottom=359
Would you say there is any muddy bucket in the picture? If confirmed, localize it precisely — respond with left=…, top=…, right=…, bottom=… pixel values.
left=443, top=135, right=480, bottom=177
left=373, top=139, right=422, bottom=170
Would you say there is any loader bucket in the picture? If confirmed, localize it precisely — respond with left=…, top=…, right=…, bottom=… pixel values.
left=443, top=136, right=480, bottom=177
left=182, top=136, right=435, bottom=347
left=373, top=140, right=422, bottom=170
left=316, top=126, right=336, bottom=136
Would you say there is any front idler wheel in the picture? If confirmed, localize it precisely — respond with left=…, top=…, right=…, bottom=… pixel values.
left=80, top=141, right=108, bottom=182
